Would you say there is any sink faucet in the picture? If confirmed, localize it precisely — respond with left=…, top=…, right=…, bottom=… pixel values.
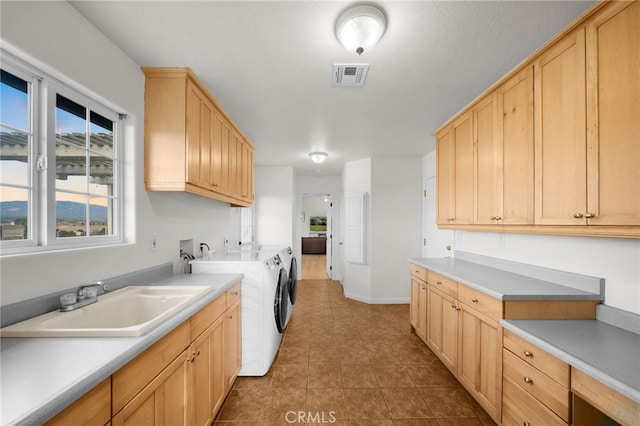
left=77, top=281, right=109, bottom=299
left=60, top=281, right=109, bottom=312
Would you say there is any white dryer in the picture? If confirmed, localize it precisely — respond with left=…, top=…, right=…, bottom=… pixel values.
left=259, top=245, right=298, bottom=306
left=191, top=250, right=289, bottom=376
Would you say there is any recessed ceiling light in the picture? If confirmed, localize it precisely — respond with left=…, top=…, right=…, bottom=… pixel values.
left=336, top=5, right=387, bottom=56
left=309, top=152, right=328, bottom=163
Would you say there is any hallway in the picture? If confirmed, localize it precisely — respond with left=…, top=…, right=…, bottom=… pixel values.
left=214, top=278, right=495, bottom=425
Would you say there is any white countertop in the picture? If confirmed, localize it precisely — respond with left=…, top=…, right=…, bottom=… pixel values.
left=502, top=319, right=640, bottom=404
left=409, top=257, right=602, bottom=301
left=0, top=273, right=242, bottom=426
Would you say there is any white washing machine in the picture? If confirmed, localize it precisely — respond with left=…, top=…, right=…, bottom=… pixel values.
left=259, top=245, right=298, bottom=306
left=191, top=250, right=289, bottom=376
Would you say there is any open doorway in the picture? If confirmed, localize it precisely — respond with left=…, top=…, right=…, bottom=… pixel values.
left=299, top=193, right=338, bottom=279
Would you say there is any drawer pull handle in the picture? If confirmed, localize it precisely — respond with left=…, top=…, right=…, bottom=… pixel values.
left=524, top=351, right=533, bottom=358
left=471, top=298, right=478, bottom=303
left=524, top=377, right=533, bottom=384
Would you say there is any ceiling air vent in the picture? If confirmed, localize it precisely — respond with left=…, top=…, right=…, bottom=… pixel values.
left=333, top=64, right=369, bottom=87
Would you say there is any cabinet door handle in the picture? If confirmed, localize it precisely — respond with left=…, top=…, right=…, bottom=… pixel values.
left=524, top=377, right=533, bottom=384
left=524, top=351, right=533, bottom=358
left=495, top=216, right=502, bottom=221
left=189, top=355, right=196, bottom=363
left=232, top=291, right=239, bottom=295
left=451, top=304, right=457, bottom=310
left=523, top=422, right=532, bottom=426
left=471, top=298, right=478, bottom=303
left=490, top=216, right=497, bottom=220
left=436, top=281, right=442, bottom=285
left=573, top=212, right=584, bottom=218
left=585, top=212, right=595, bottom=218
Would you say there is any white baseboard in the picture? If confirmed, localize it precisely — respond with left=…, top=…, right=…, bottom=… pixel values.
left=343, top=291, right=409, bottom=304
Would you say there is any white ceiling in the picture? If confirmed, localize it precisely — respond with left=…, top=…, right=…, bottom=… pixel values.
left=70, top=0, right=596, bottom=177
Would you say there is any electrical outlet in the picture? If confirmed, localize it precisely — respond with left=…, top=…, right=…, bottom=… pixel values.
left=224, top=236, right=229, bottom=247
left=151, top=237, right=158, bottom=251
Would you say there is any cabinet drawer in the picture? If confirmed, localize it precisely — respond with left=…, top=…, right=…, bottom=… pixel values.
left=410, top=265, right=427, bottom=282
left=458, top=284, right=502, bottom=321
left=191, top=294, right=226, bottom=339
left=503, top=349, right=570, bottom=421
left=503, top=329, right=569, bottom=387
left=502, top=376, right=568, bottom=426
left=426, top=270, right=457, bottom=298
left=226, top=282, right=241, bottom=307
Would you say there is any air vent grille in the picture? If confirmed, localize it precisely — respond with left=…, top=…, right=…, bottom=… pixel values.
left=333, top=64, right=369, bottom=87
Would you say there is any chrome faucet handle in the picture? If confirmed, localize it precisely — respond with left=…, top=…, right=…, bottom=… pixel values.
left=77, top=281, right=109, bottom=298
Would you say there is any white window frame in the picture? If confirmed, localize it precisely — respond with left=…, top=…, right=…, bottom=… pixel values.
left=1, top=52, right=124, bottom=254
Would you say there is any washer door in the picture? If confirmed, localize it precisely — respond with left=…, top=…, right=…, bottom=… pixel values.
left=288, top=256, right=298, bottom=304
left=274, top=267, right=289, bottom=333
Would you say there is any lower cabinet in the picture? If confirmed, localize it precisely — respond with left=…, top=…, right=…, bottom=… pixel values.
left=225, top=299, right=241, bottom=390
left=417, top=267, right=503, bottom=421
left=48, top=285, right=241, bottom=426
left=45, top=378, right=111, bottom=426
left=409, top=271, right=428, bottom=341
left=112, top=348, right=191, bottom=426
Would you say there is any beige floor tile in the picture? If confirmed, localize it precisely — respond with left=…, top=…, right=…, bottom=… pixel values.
left=418, top=387, right=477, bottom=418
left=381, top=388, right=433, bottom=419
left=277, top=347, right=310, bottom=365
left=271, top=364, right=309, bottom=388
left=344, top=388, right=392, bottom=420
left=217, top=389, right=268, bottom=421
left=217, top=279, right=492, bottom=425
left=262, top=388, right=307, bottom=422
left=406, top=364, right=457, bottom=387
left=341, top=365, right=378, bottom=388
left=373, top=365, right=415, bottom=388
left=308, top=364, right=343, bottom=389
left=306, top=388, right=348, bottom=419
left=392, top=419, right=440, bottom=426
left=309, top=346, right=341, bottom=365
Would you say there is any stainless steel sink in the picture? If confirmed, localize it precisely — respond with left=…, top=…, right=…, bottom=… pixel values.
left=0, top=286, right=216, bottom=337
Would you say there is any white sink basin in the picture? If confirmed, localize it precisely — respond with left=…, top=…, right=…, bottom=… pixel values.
left=0, top=286, right=216, bottom=337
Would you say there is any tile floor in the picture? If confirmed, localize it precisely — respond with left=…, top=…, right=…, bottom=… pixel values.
left=214, top=279, right=496, bottom=426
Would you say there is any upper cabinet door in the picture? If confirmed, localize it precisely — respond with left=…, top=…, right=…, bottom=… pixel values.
left=186, top=80, right=214, bottom=190
left=452, top=111, right=475, bottom=225
left=585, top=1, right=640, bottom=226
left=497, top=65, right=534, bottom=225
left=436, top=127, right=454, bottom=225
left=534, top=28, right=587, bottom=225
left=474, top=93, right=498, bottom=225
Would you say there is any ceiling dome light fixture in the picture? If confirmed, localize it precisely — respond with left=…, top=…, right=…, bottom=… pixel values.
left=309, top=152, right=328, bottom=163
left=336, top=4, right=387, bottom=56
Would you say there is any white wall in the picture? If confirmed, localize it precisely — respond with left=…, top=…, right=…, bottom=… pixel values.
left=253, top=166, right=295, bottom=247
left=341, top=159, right=372, bottom=301
left=422, top=153, right=640, bottom=315
left=0, top=2, right=239, bottom=305
left=370, top=158, right=423, bottom=302
left=341, top=157, right=422, bottom=303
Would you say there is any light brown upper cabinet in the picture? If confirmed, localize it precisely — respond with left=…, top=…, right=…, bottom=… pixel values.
left=143, top=68, right=254, bottom=207
left=584, top=1, right=640, bottom=226
left=435, top=0, right=639, bottom=238
left=495, top=66, right=535, bottom=225
left=436, top=111, right=474, bottom=225
left=474, top=66, right=534, bottom=226
left=534, top=27, right=588, bottom=226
